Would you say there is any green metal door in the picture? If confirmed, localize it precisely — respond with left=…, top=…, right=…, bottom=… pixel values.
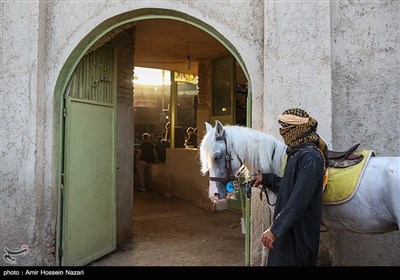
left=61, top=44, right=116, bottom=266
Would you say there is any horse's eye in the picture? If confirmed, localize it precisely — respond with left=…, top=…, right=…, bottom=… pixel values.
left=214, top=154, right=221, bottom=161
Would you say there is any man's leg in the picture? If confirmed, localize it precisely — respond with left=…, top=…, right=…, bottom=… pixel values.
left=144, top=164, right=152, bottom=190
left=136, top=160, right=147, bottom=191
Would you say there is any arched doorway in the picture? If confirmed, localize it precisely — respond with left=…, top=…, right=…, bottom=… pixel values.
left=55, top=9, right=251, bottom=266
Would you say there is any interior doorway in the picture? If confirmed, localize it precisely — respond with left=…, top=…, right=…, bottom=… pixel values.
left=128, top=18, right=249, bottom=265
left=57, top=11, right=250, bottom=266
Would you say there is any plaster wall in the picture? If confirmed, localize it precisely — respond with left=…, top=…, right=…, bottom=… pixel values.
left=251, top=0, right=399, bottom=266
left=328, top=1, right=400, bottom=266
left=1, top=1, right=56, bottom=266
left=251, top=1, right=332, bottom=266
left=331, top=1, right=399, bottom=156
left=1, top=0, right=264, bottom=265
left=151, top=148, right=215, bottom=212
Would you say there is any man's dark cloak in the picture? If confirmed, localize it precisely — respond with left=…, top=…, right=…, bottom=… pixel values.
left=262, top=143, right=324, bottom=266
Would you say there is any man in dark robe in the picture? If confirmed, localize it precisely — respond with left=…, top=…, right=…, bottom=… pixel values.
left=253, top=108, right=329, bottom=266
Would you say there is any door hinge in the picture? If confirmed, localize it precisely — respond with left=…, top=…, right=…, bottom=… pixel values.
left=63, top=107, right=67, bottom=118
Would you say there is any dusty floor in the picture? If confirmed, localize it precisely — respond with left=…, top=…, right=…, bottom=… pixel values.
left=90, top=190, right=245, bottom=266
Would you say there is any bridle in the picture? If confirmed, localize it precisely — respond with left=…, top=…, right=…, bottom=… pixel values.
left=208, top=133, right=276, bottom=206
left=208, top=134, right=243, bottom=185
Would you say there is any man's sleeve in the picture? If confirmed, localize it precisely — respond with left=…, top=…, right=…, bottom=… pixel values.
left=270, top=152, right=323, bottom=238
left=262, top=173, right=281, bottom=194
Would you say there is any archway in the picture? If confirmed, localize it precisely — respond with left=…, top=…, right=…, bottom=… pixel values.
left=54, top=8, right=251, bottom=266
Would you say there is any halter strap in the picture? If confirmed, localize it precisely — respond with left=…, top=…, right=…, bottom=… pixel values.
left=209, top=134, right=243, bottom=183
left=270, top=142, right=276, bottom=174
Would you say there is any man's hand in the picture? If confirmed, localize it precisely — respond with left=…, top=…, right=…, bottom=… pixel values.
left=261, top=228, right=277, bottom=249
left=252, top=173, right=263, bottom=186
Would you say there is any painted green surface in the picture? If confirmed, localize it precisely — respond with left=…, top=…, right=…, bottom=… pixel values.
left=61, top=43, right=116, bottom=265
left=68, top=44, right=114, bottom=104
left=228, top=191, right=243, bottom=211
left=62, top=98, right=116, bottom=266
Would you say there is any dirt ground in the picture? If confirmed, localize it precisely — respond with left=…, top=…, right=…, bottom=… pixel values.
left=90, top=190, right=245, bottom=266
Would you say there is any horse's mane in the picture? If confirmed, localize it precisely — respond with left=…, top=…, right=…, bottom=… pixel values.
left=199, top=124, right=286, bottom=175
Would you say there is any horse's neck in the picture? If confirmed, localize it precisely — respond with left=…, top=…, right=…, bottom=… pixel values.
left=239, top=131, right=286, bottom=176
left=267, top=139, right=287, bottom=176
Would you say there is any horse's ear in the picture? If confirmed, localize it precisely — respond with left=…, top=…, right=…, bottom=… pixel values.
left=215, top=120, right=225, bottom=137
left=205, top=122, right=213, bottom=132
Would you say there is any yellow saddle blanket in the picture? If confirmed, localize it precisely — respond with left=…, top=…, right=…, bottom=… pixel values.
left=323, top=150, right=374, bottom=205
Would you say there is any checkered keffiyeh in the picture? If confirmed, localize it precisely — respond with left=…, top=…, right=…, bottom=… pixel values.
left=278, top=108, right=329, bottom=189
left=278, top=108, right=329, bottom=171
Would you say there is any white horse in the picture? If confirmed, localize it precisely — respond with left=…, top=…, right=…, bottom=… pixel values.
left=199, top=120, right=400, bottom=234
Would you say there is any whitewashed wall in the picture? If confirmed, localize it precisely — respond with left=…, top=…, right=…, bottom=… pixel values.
left=1, top=1, right=55, bottom=265
left=252, top=0, right=399, bottom=266
left=328, top=0, right=400, bottom=266
left=252, top=0, right=333, bottom=266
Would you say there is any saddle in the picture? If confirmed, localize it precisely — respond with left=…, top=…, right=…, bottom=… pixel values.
left=327, top=143, right=364, bottom=168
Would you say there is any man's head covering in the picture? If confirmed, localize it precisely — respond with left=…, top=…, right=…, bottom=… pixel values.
left=278, top=108, right=310, bottom=125
left=278, top=108, right=329, bottom=188
left=142, top=133, right=150, bottom=141
left=278, top=108, right=328, bottom=160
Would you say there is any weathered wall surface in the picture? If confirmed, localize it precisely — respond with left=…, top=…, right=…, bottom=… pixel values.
left=0, top=1, right=56, bottom=266
left=252, top=0, right=333, bottom=266
left=251, top=0, right=400, bottom=266
left=261, top=1, right=332, bottom=141
left=329, top=1, right=400, bottom=266
left=1, top=0, right=264, bottom=266
left=331, top=1, right=399, bottom=156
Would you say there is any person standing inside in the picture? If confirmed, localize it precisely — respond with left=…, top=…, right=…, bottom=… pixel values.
left=164, top=122, right=185, bottom=148
left=252, top=108, right=328, bottom=266
left=185, top=127, right=197, bottom=148
left=155, top=136, right=167, bottom=162
left=136, top=133, right=159, bottom=192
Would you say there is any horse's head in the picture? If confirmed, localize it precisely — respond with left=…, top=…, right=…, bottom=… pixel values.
left=199, top=120, right=243, bottom=203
